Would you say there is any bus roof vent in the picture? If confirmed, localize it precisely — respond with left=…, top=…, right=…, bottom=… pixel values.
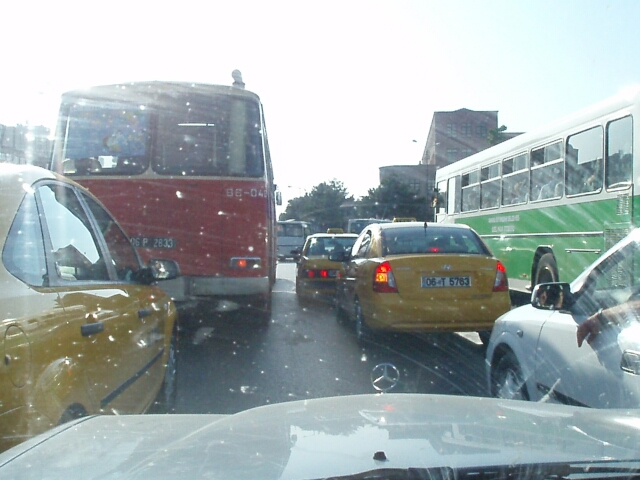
left=232, top=70, right=245, bottom=89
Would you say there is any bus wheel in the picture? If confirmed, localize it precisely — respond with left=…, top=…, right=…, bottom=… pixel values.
left=534, top=253, right=558, bottom=285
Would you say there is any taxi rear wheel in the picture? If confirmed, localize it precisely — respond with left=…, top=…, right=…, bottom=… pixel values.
left=355, top=299, right=373, bottom=344
left=157, top=326, right=178, bottom=413
left=492, top=350, right=528, bottom=400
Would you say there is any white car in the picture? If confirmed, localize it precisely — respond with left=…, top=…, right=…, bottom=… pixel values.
left=486, top=228, right=640, bottom=409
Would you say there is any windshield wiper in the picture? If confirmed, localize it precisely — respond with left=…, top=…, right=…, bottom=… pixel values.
left=314, top=459, right=640, bottom=480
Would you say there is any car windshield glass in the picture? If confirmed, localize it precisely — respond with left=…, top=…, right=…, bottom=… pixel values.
left=3, top=1, right=640, bottom=476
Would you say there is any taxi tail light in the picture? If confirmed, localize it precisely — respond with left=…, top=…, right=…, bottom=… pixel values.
left=306, top=269, right=330, bottom=278
left=373, top=261, right=398, bottom=293
left=493, top=260, right=509, bottom=292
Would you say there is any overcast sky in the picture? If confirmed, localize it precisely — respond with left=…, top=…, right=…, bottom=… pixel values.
left=2, top=0, right=639, bottom=207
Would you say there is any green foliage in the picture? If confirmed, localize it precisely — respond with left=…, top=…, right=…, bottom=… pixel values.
left=488, top=125, right=508, bottom=146
left=356, top=176, right=428, bottom=220
left=279, top=180, right=353, bottom=232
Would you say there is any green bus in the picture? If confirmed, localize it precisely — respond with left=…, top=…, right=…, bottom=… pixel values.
left=435, top=87, right=637, bottom=293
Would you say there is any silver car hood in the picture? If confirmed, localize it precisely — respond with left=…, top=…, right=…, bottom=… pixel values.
left=1, top=394, right=639, bottom=479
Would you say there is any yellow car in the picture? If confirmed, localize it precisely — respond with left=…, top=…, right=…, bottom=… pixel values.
left=295, top=232, right=358, bottom=303
left=0, top=164, right=180, bottom=452
left=333, top=222, right=511, bottom=343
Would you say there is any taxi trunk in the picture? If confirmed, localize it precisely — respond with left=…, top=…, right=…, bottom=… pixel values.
left=365, top=254, right=510, bottom=332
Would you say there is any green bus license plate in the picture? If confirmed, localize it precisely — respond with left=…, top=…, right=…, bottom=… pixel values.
left=421, top=276, right=471, bottom=288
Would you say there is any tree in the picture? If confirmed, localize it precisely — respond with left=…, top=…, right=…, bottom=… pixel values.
left=488, top=125, right=508, bottom=146
left=356, top=176, right=428, bottom=220
left=279, top=180, right=353, bottom=232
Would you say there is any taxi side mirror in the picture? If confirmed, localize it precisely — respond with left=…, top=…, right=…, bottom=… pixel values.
left=134, top=259, right=180, bottom=285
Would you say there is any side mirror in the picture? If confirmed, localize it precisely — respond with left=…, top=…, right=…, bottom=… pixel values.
left=134, top=259, right=180, bottom=285
left=531, top=282, right=573, bottom=311
left=275, top=190, right=282, bottom=206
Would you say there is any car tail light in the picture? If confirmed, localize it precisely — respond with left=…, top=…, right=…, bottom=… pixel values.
left=305, top=269, right=333, bottom=278
left=493, top=260, right=508, bottom=292
left=373, top=261, right=398, bottom=293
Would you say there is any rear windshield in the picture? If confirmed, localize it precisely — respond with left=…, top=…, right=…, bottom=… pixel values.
left=381, top=227, right=489, bottom=256
left=305, top=236, right=357, bottom=256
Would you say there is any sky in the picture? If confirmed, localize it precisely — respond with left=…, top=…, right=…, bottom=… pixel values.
left=2, top=0, right=640, bottom=210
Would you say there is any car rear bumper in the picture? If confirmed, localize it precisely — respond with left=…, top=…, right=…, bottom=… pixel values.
left=297, top=279, right=337, bottom=297
left=362, top=293, right=511, bottom=332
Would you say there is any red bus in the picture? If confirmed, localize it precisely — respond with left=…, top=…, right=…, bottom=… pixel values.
left=50, top=73, right=279, bottom=324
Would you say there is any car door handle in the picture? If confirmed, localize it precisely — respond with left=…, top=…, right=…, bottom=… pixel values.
left=138, top=308, right=152, bottom=319
left=81, top=322, right=104, bottom=337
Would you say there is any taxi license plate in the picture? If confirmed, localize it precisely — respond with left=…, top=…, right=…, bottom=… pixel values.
left=421, top=276, right=471, bottom=288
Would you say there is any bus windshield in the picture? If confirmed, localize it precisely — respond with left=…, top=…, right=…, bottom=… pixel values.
left=60, top=95, right=264, bottom=178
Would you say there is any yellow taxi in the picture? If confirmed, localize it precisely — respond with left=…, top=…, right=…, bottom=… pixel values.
left=294, top=231, right=358, bottom=303
left=0, top=164, right=180, bottom=451
left=333, top=222, right=511, bottom=343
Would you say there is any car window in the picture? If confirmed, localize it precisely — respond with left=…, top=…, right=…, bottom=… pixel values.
left=3, top=191, right=47, bottom=286
left=354, top=231, right=372, bottom=258
left=38, top=183, right=110, bottom=282
left=82, top=193, right=141, bottom=281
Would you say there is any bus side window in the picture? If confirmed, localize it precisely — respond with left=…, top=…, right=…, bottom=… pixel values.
left=566, top=126, right=603, bottom=196
left=606, top=116, right=633, bottom=190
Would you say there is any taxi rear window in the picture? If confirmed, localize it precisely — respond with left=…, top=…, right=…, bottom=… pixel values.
left=381, top=227, right=488, bottom=256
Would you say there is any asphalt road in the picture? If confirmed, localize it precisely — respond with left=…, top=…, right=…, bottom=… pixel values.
left=171, top=262, right=489, bottom=415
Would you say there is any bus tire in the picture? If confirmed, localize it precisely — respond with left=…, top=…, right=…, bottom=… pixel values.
left=534, top=253, right=558, bottom=286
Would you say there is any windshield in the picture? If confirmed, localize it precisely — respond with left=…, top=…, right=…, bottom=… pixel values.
left=58, top=94, right=264, bottom=177
left=3, top=1, right=640, bottom=477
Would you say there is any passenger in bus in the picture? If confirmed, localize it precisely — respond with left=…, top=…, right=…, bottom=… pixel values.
left=511, top=179, right=528, bottom=204
left=537, top=168, right=560, bottom=200
left=554, top=182, right=564, bottom=198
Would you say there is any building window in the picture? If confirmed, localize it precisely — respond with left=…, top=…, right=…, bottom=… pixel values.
left=461, top=148, right=474, bottom=158
left=461, top=123, right=473, bottom=137
left=408, top=179, right=421, bottom=193
left=476, top=124, right=487, bottom=138
left=446, top=123, right=457, bottom=137
left=446, top=149, right=458, bottom=162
